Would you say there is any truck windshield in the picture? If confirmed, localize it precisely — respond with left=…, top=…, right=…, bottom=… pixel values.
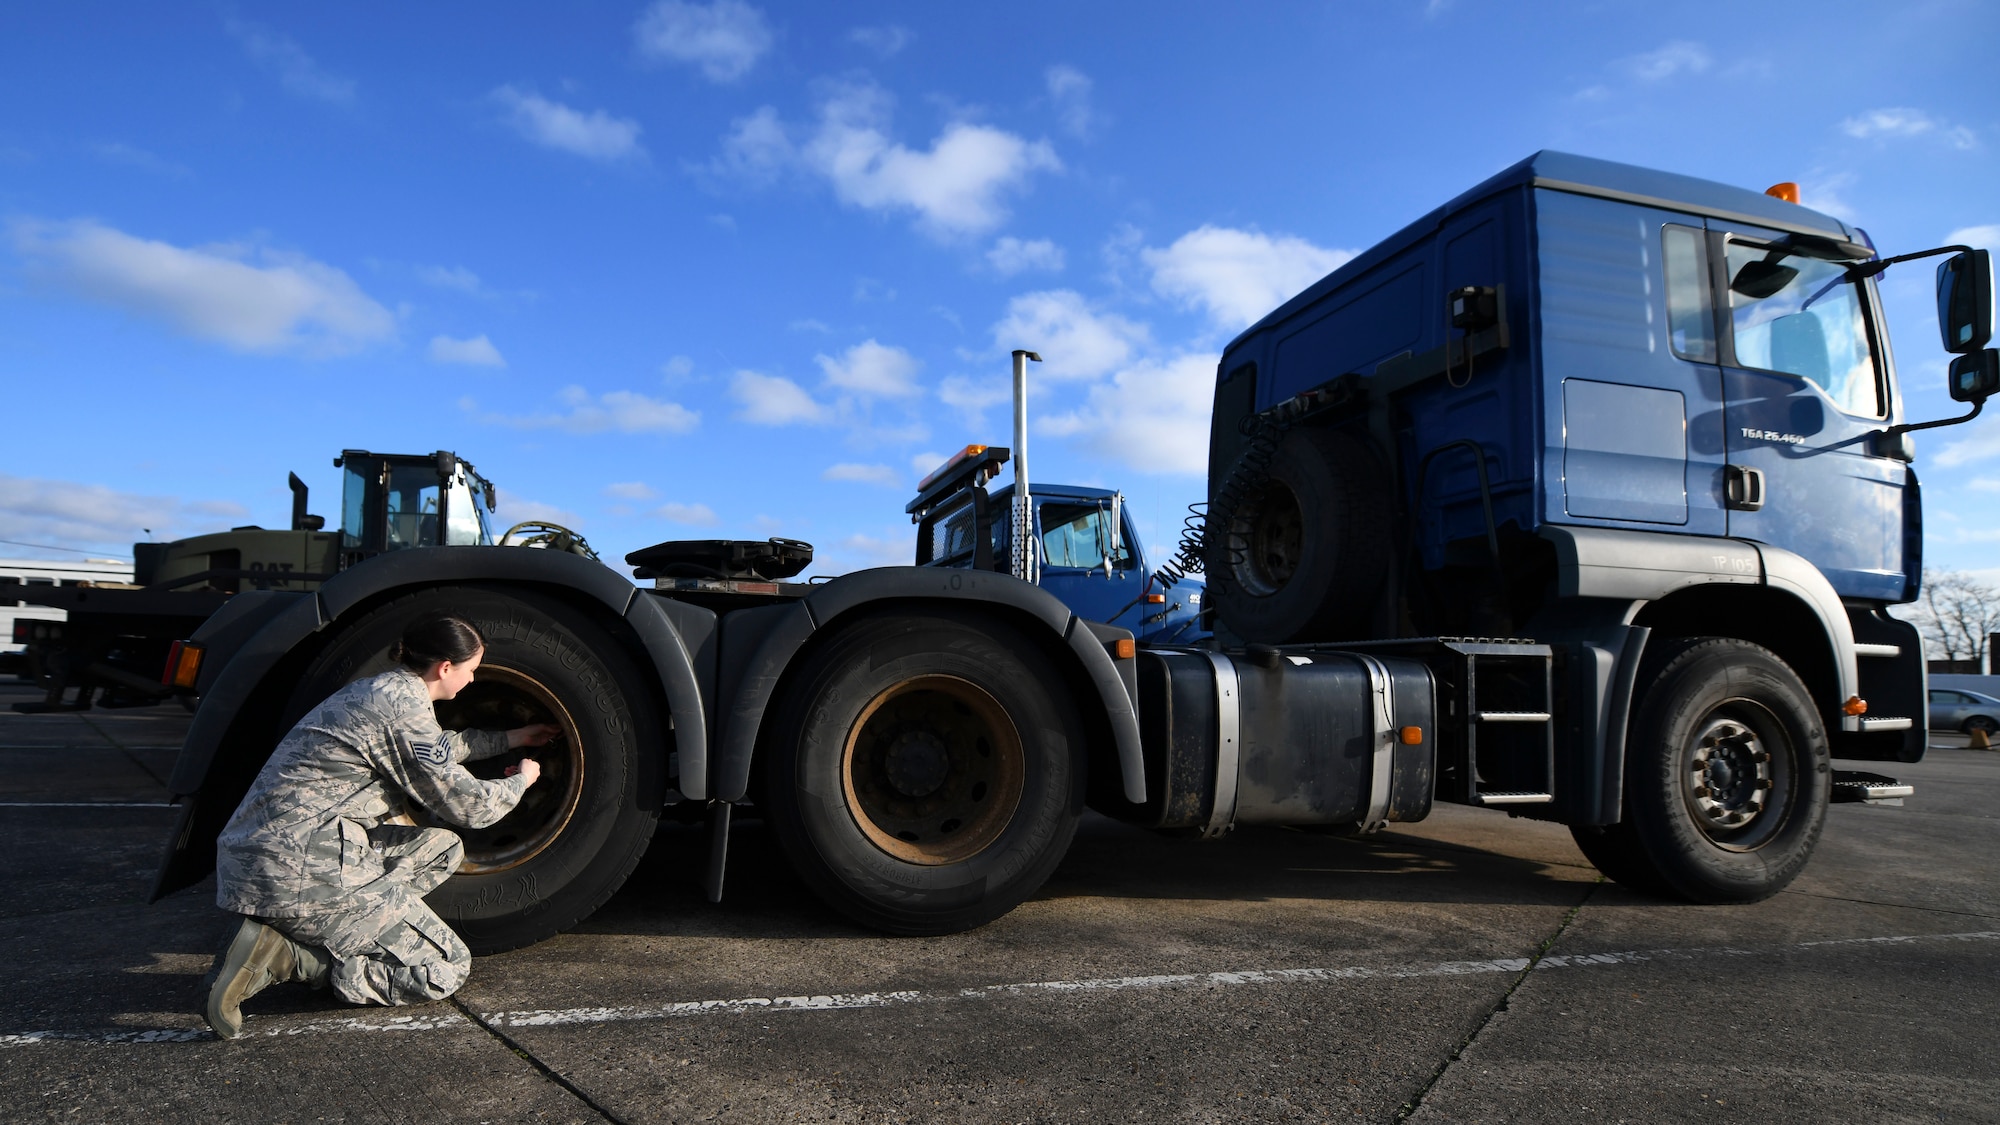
left=1725, top=242, right=1881, bottom=417
left=1039, top=502, right=1131, bottom=570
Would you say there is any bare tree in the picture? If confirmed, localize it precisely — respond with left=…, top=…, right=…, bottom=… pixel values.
left=1907, top=568, right=2000, bottom=668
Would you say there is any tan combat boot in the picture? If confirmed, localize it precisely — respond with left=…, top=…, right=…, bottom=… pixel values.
left=204, top=917, right=317, bottom=1039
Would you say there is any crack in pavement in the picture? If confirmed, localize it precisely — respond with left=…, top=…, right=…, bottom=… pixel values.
left=448, top=996, right=633, bottom=1125
left=77, top=714, right=172, bottom=790
left=1395, top=880, right=1599, bottom=1121
left=1777, top=886, right=1999, bottom=921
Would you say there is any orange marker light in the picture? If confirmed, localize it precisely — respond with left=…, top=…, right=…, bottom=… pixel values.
left=916, top=444, right=991, bottom=491
left=1145, top=593, right=1166, bottom=604
left=1399, top=725, right=1424, bottom=745
left=1111, top=638, right=1136, bottom=660
left=1765, top=181, right=1800, bottom=204
left=163, top=640, right=205, bottom=690
left=1843, top=695, right=1868, bottom=716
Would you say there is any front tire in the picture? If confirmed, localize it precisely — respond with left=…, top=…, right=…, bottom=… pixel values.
left=1576, top=637, right=1829, bottom=903
left=762, top=609, right=1085, bottom=935
left=287, top=585, right=663, bottom=953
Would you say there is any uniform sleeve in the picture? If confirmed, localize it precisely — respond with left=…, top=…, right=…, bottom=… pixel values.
left=453, top=728, right=512, bottom=764
left=370, top=710, right=529, bottom=830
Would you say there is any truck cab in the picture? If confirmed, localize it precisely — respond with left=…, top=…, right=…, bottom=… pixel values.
left=908, top=445, right=1208, bottom=645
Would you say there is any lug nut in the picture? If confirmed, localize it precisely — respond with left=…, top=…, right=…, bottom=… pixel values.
left=1755, top=778, right=1772, bottom=790
left=1692, top=785, right=1711, bottom=798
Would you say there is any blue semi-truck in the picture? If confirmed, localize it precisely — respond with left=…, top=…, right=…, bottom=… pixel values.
left=154, top=152, right=1997, bottom=949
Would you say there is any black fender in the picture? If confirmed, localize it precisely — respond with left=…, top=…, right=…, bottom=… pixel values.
left=153, top=547, right=706, bottom=900
left=707, top=566, right=1147, bottom=806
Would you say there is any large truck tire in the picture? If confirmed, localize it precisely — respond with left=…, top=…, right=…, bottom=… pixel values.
left=762, top=608, right=1086, bottom=935
left=286, top=585, right=663, bottom=953
left=1576, top=637, right=1829, bottom=903
left=1208, top=426, right=1391, bottom=644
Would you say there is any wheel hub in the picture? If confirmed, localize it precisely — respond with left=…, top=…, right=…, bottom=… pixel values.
left=1231, top=482, right=1304, bottom=596
left=427, top=666, right=585, bottom=874
left=883, top=730, right=952, bottom=798
left=1688, top=718, right=1771, bottom=832
left=840, top=675, right=1026, bottom=866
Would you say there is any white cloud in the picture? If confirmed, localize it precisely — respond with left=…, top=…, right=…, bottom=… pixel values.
left=704, top=105, right=792, bottom=185
left=816, top=338, right=922, bottom=397
left=226, top=20, right=355, bottom=104
left=847, top=25, right=911, bottom=57
left=911, top=451, right=949, bottom=476
left=822, top=462, right=902, bottom=487
left=1968, top=478, right=2000, bottom=493
left=491, top=490, right=583, bottom=534
left=416, top=264, right=486, bottom=295
left=0, top=473, right=248, bottom=555
left=1041, top=353, right=1217, bottom=475
left=492, top=87, right=644, bottom=162
left=12, top=219, right=395, bottom=356
left=1947, top=224, right=2000, bottom=250
left=1045, top=65, right=1098, bottom=139
left=89, top=142, right=191, bottom=179
left=634, top=0, right=772, bottom=82
left=605, top=481, right=659, bottom=500
left=1842, top=108, right=1977, bottom=150
left=661, top=355, right=695, bottom=379
left=731, top=370, right=829, bottom=424
left=428, top=334, right=506, bottom=368
left=482, top=386, right=699, bottom=434
left=655, top=501, right=720, bottom=526
left=824, top=531, right=912, bottom=573
left=987, top=236, right=1065, bottom=275
left=1935, top=416, right=2000, bottom=467
left=1623, top=40, right=1712, bottom=82
left=1143, top=226, right=1353, bottom=330
left=938, top=372, right=1013, bottom=424
left=990, top=290, right=1148, bottom=381
left=803, top=82, right=1061, bottom=238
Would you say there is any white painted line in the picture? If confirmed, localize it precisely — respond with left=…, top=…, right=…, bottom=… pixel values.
left=6, top=929, right=1996, bottom=1048
left=0, top=794, right=174, bottom=805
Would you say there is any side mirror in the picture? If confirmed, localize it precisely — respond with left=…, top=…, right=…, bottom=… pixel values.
left=1950, top=349, right=1999, bottom=403
left=1937, top=249, right=1994, bottom=353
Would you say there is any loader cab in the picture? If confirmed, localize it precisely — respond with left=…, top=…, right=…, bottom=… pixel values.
left=336, top=450, right=496, bottom=566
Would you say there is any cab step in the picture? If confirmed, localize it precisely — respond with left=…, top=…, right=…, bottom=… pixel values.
left=1831, top=769, right=1913, bottom=805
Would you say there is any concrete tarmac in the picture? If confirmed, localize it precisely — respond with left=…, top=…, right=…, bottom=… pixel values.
left=2, top=679, right=1994, bottom=1123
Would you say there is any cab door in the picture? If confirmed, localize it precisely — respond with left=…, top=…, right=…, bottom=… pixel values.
left=1710, top=221, right=1907, bottom=601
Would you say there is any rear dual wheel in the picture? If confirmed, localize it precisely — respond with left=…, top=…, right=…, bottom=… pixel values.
left=762, top=610, right=1085, bottom=935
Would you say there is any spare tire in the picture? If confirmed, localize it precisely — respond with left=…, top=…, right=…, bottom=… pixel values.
left=1208, top=427, right=1392, bottom=644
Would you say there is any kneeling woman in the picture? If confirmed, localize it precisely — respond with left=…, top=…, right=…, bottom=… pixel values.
left=204, top=613, right=556, bottom=1039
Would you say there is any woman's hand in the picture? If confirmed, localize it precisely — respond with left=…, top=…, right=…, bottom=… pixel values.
left=507, top=723, right=562, bottom=749
left=504, top=758, right=542, bottom=787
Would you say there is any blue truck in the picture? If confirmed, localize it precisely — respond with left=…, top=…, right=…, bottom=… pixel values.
left=153, top=152, right=1997, bottom=949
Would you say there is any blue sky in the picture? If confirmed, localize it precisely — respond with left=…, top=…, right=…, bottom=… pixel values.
left=2, top=1, right=1996, bottom=584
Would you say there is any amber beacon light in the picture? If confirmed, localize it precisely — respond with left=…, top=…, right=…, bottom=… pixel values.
left=1765, top=181, right=1800, bottom=203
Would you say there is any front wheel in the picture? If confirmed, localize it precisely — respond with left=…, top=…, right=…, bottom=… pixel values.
left=1573, top=637, right=1829, bottom=904
left=762, top=609, right=1085, bottom=935
left=1964, top=715, right=1998, bottom=736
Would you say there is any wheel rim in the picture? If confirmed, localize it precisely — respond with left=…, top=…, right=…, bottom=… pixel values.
left=427, top=665, right=586, bottom=874
left=1680, top=701, right=1794, bottom=850
left=1230, top=482, right=1304, bottom=597
left=840, top=674, right=1025, bottom=866
left=1967, top=717, right=1998, bottom=735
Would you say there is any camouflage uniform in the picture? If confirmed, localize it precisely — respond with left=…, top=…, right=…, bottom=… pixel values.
left=216, top=668, right=527, bottom=1006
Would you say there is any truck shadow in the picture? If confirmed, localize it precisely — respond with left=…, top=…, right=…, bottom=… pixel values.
left=575, top=810, right=1600, bottom=943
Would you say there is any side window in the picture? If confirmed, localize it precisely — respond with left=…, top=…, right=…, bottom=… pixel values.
left=1724, top=240, right=1883, bottom=417
left=384, top=466, right=440, bottom=549
left=1663, top=225, right=1716, bottom=362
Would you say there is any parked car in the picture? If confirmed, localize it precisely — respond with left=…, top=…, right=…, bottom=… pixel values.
left=1928, top=688, right=2000, bottom=735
